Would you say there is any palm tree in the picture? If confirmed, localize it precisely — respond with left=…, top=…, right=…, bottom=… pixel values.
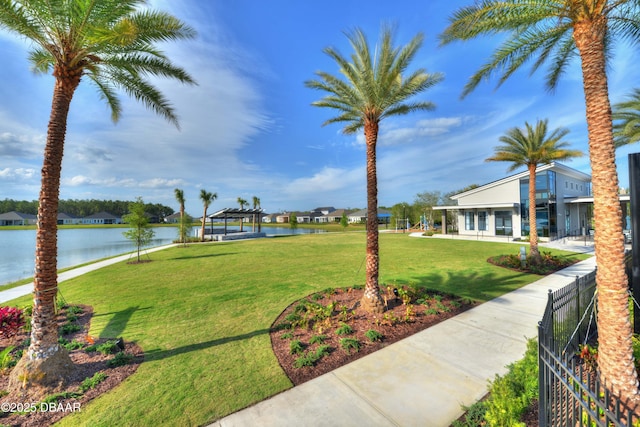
left=306, top=27, right=443, bottom=313
left=487, top=119, right=582, bottom=262
left=441, top=0, right=640, bottom=406
left=237, top=197, right=247, bottom=232
left=199, top=190, right=217, bottom=242
left=613, top=88, right=640, bottom=148
left=174, top=188, right=186, bottom=244
left=0, top=0, right=195, bottom=393
left=252, top=196, right=261, bottom=232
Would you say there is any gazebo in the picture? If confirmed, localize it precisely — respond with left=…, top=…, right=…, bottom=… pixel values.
left=205, top=208, right=265, bottom=240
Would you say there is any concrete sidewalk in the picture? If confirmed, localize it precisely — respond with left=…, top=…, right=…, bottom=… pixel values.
left=212, top=252, right=597, bottom=427
left=0, top=239, right=597, bottom=426
left=0, top=244, right=176, bottom=304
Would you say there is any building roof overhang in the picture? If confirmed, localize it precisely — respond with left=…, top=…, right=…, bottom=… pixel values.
left=208, top=208, right=264, bottom=219
left=433, top=203, right=519, bottom=210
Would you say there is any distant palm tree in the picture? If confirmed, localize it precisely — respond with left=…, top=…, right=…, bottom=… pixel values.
left=0, top=0, right=195, bottom=392
left=237, top=197, right=247, bottom=232
left=306, top=27, right=443, bottom=313
left=174, top=188, right=186, bottom=244
left=199, top=190, right=217, bottom=242
left=487, top=119, right=582, bottom=262
left=613, top=88, right=640, bottom=148
left=252, top=196, right=261, bottom=232
left=441, top=0, right=640, bottom=407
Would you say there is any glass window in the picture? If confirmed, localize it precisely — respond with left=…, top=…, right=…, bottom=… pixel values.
left=478, top=211, right=488, bottom=231
left=465, top=212, right=475, bottom=230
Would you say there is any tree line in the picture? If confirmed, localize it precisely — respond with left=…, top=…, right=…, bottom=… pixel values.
left=0, top=198, right=174, bottom=221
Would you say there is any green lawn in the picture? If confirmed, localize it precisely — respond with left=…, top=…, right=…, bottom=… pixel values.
left=5, top=233, right=589, bottom=426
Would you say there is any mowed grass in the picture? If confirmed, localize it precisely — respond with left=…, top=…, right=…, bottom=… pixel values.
left=6, top=232, right=589, bottom=426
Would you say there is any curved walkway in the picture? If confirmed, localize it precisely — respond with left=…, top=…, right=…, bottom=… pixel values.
left=212, top=240, right=596, bottom=427
left=0, top=244, right=176, bottom=304
left=0, top=240, right=597, bottom=426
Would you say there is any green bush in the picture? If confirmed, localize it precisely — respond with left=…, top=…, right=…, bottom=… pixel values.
left=86, top=340, right=119, bottom=355
left=335, top=322, right=353, bottom=335
left=107, top=352, right=133, bottom=368
left=339, top=338, right=360, bottom=354
left=309, top=334, right=327, bottom=345
left=289, top=340, right=305, bottom=355
left=59, top=323, right=81, bottom=335
left=80, top=372, right=108, bottom=393
left=365, top=329, right=383, bottom=342
left=293, top=345, right=331, bottom=368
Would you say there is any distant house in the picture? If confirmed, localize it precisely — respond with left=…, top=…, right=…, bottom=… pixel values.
left=81, top=211, right=122, bottom=225
left=313, top=207, right=336, bottom=216
left=263, top=213, right=278, bottom=223
left=57, top=213, right=81, bottom=225
left=0, top=211, right=37, bottom=226
left=164, top=213, right=182, bottom=224
left=347, top=208, right=391, bottom=224
left=319, top=208, right=350, bottom=223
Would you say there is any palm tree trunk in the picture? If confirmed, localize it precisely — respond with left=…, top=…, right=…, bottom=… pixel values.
left=528, top=164, right=541, bottom=262
left=575, top=18, right=640, bottom=409
left=360, top=120, right=384, bottom=313
left=9, top=73, right=78, bottom=394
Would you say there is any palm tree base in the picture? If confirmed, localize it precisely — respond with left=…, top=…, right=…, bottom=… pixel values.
left=7, top=346, right=74, bottom=399
left=360, top=293, right=385, bottom=314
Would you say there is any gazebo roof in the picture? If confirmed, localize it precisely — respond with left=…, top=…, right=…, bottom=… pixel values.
left=208, top=208, right=263, bottom=219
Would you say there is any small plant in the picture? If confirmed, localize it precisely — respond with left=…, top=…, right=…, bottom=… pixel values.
left=437, top=302, right=451, bottom=313
left=381, top=312, right=400, bottom=326
left=107, top=352, right=133, bottom=367
left=578, top=344, right=598, bottom=372
left=0, top=306, right=25, bottom=338
left=62, top=340, right=84, bottom=351
left=311, top=293, right=324, bottom=302
left=365, top=329, right=383, bottom=342
left=339, top=338, right=360, bottom=354
left=67, top=305, right=83, bottom=315
left=86, top=340, right=119, bottom=355
left=309, top=335, right=327, bottom=345
left=335, top=322, right=353, bottom=335
left=280, top=331, right=294, bottom=340
left=289, top=339, right=305, bottom=355
left=425, top=307, right=439, bottom=316
left=0, top=346, right=15, bottom=373
left=397, top=288, right=412, bottom=305
left=59, top=323, right=82, bottom=335
left=338, top=305, right=350, bottom=322
left=404, top=304, right=415, bottom=322
left=293, top=345, right=331, bottom=368
left=79, top=371, right=108, bottom=392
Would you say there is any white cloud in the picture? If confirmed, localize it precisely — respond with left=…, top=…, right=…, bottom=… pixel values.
left=0, top=168, right=36, bottom=180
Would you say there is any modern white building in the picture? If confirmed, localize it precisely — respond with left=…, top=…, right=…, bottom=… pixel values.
left=435, top=162, right=597, bottom=240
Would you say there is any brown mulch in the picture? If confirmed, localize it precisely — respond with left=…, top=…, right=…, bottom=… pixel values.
left=269, top=286, right=476, bottom=386
left=0, top=304, right=143, bottom=427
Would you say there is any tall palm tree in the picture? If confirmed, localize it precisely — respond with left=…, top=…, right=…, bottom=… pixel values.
left=613, top=88, right=640, bottom=148
left=199, top=190, right=217, bottom=242
left=0, top=0, right=195, bottom=392
left=441, top=0, right=640, bottom=406
left=237, top=197, right=247, bottom=232
left=174, top=188, right=186, bottom=244
left=487, top=119, right=582, bottom=262
left=252, top=196, right=261, bottom=232
left=306, top=27, right=443, bottom=313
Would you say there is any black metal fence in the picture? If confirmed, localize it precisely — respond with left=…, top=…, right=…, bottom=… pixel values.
left=538, top=269, right=638, bottom=426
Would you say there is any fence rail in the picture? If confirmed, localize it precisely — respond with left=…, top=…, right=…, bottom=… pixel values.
left=538, top=269, right=638, bottom=426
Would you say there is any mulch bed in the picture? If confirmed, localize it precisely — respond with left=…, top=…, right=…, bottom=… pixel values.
left=269, top=286, right=476, bottom=386
left=0, top=304, right=143, bottom=427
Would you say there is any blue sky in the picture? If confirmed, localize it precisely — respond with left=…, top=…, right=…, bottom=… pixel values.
left=0, top=0, right=639, bottom=216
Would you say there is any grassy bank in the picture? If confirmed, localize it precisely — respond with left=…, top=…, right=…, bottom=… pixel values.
left=4, top=233, right=589, bottom=426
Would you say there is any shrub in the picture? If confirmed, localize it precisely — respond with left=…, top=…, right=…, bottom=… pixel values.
left=59, top=323, right=82, bottom=335
left=107, top=352, right=133, bottom=367
left=309, top=335, right=327, bottom=345
left=289, top=340, right=305, bottom=355
left=335, top=323, right=353, bottom=335
left=280, top=331, right=294, bottom=340
left=365, top=329, right=383, bottom=342
left=80, top=372, right=108, bottom=392
left=67, top=305, right=83, bottom=315
left=62, top=340, right=84, bottom=351
left=86, top=340, right=119, bottom=355
left=293, top=345, right=331, bottom=368
left=0, top=306, right=25, bottom=338
left=0, top=346, right=15, bottom=373
left=339, top=338, right=360, bottom=354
